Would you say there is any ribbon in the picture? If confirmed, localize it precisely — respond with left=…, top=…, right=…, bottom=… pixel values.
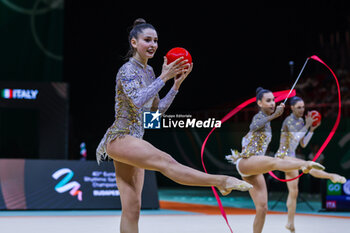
left=200, top=55, right=341, bottom=230
left=201, top=90, right=296, bottom=232
left=308, top=56, right=342, bottom=161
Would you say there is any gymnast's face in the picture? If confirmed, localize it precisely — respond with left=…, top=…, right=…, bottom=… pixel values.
left=131, top=28, right=158, bottom=62
left=258, top=92, right=276, bottom=115
left=291, top=101, right=305, bottom=118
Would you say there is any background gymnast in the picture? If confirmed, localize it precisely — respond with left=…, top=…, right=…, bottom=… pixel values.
left=275, top=96, right=346, bottom=233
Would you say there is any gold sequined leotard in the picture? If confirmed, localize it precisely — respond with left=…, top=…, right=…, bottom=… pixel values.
left=96, top=58, right=178, bottom=164
left=241, top=110, right=272, bottom=157
left=275, top=113, right=308, bottom=158
left=226, top=111, right=272, bottom=163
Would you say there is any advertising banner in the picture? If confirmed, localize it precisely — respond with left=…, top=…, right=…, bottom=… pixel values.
left=324, top=179, right=350, bottom=211
left=0, top=159, right=159, bottom=210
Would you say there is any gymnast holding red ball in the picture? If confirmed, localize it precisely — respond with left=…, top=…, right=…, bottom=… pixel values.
left=96, top=18, right=252, bottom=233
left=275, top=96, right=345, bottom=233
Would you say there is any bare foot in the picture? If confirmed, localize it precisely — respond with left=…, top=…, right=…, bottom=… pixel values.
left=301, top=161, right=325, bottom=174
left=218, top=177, right=253, bottom=195
left=285, top=223, right=295, bottom=233
left=330, top=174, right=346, bottom=184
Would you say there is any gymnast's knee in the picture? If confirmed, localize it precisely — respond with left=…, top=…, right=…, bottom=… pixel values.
left=256, top=203, right=268, bottom=216
left=122, top=200, right=142, bottom=221
left=157, top=152, right=179, bottom=171
left=288, top=188, right=299, bottom=199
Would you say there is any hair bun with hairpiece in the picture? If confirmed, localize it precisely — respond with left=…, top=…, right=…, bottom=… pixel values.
left=133, top=18, right=146, bottom=27
left=290, top=96, right=303, bottom=106
left=256, top=87, right=264, bottom=94
left=256, top=86, right=272, bottom=101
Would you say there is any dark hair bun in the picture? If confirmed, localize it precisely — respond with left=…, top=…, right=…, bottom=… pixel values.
left=290, top=96, right=303, bottom=106
left=256, top=87, right=264, bottom=94
left=133, top=18, right=146, bottom=27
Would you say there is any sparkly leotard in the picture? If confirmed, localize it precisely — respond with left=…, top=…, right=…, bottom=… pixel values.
left=275, top=113, right=308, bottom=158
left=241, top=110, right=272, bottom=157
left=96, top=58, right=178, bottom=164
left=226, top=111, right=272, bottom=164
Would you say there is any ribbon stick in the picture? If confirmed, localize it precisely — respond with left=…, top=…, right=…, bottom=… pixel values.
left=283, top=57, right=310, bottom=104
left=201, top=89, right=296, bottom=232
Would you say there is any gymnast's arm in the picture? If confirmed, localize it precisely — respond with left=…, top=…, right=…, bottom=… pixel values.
left=299, top=113, right=314, bottom=148
left=157, top=88, right=178, bottom=113
left=249, top=103, right=284, bottom=131
left=154, top=62, right=192, bottom=113
left=118, top=65, right=165, bottom=109
left=149, top=68, right=178, bottom=113
left=249, top=114, right=274, bottom=131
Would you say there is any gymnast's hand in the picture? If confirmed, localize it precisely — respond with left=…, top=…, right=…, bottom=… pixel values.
left=173, top=62, right=193, bottom=90
left=310, top=115, right=321, bottom=132
left=160, top=56, right=189, bottom=82
left=272, top=103, right=285, bottom=118
left=310, top=120, right=321, bottom=132
left=305, top=111, right=313, bottom=128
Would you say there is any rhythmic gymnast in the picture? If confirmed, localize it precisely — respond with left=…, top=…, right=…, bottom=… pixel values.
left=96, top=18, right=252, bottom=233
left=225, top=87, right=325, bottom=233
left=275, top=96, right=346, bottom=233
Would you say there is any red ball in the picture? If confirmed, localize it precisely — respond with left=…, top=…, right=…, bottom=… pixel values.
left=310, top=110, right=321, bottom=127
left=166, top=47, right=192, bottom=65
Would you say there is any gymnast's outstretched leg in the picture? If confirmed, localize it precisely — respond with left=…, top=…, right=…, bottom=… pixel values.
left=107, top=135, right=252, bottom=194
left=237, top=156, right=324, bottom=176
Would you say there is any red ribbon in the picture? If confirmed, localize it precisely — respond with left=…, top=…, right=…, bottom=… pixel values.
left=200, top=55, right=341, bottom=230
left=308, top=55, right=342, bottom=161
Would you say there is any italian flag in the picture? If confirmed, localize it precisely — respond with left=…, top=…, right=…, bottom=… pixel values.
left=1, top=89, right=13, bottom=99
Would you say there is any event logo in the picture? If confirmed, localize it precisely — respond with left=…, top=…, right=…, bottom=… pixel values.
left=1, top=88, right=39, bottom=100
left=52, top=168, right=83, bottom=201
left=327, top=180, right=342, bottom=196
left=143, top=110, right=161, bottom=129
